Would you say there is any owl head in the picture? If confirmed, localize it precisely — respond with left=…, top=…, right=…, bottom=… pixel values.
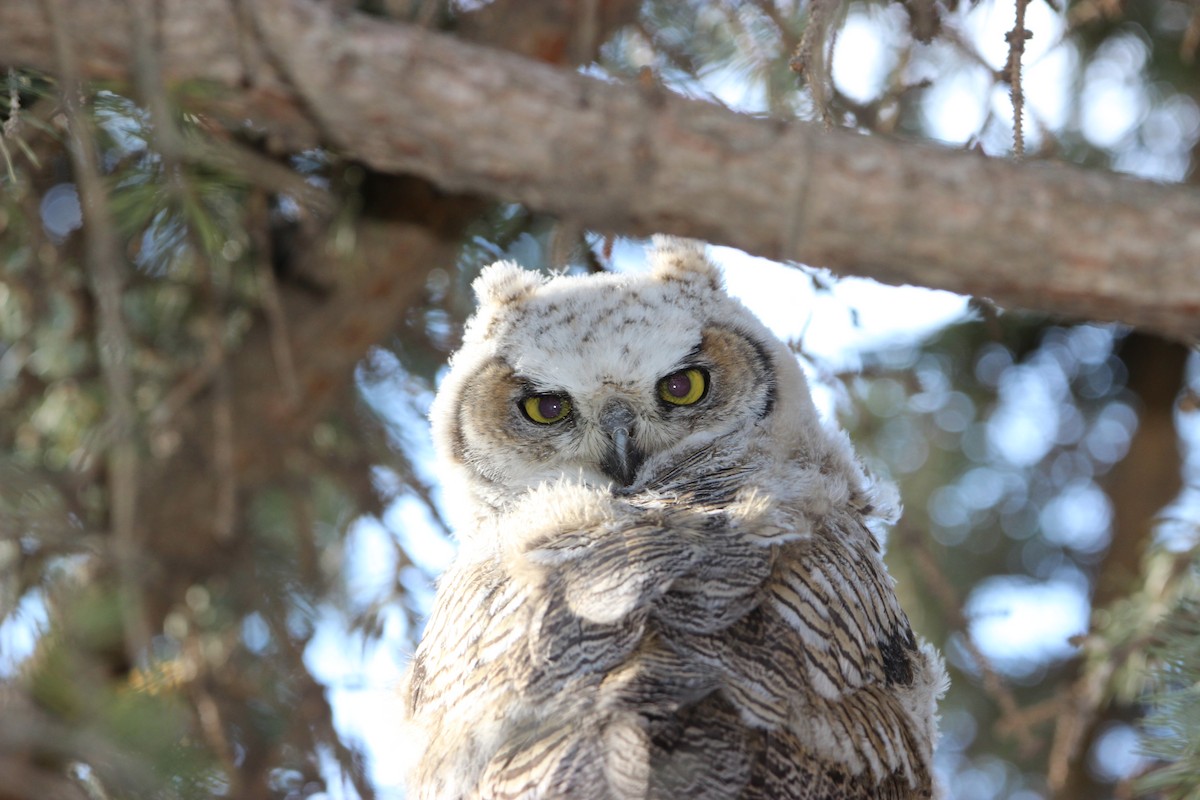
left=430, top=238, right=839, bottom=533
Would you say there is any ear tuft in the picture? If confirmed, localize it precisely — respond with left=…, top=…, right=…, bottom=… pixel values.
left=473, top=261, right=545, bottom=307
left=649, top=236, right=724, bottom=291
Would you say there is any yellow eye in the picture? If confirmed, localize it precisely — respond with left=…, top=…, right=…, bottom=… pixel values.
left=522, top=394, right=572, bottom=424
left=658, top=368, right=708, bottom=406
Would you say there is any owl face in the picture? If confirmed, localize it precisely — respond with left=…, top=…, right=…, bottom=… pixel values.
left=430, top=240, right=820, bottom=525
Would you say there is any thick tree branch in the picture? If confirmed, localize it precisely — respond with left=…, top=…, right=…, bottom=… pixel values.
left=5, top=0, right=1199, bottom=341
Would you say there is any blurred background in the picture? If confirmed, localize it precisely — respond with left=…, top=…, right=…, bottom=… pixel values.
left=2, top=1, right=1199, bottom=798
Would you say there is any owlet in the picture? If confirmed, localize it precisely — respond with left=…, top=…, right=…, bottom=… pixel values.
left=402, top=239, right=946, bottom=799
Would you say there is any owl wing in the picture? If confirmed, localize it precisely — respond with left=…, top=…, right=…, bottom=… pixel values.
left=540, top=502, right=942, bottom=799
left=667, top=523, right=944, bottom=799
left=402, top=504, right=700, bottom=799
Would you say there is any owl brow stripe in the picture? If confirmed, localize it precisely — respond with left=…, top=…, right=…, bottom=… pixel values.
left=741, top=328, right=778, bottom=418
left=515, top=377, right=567, bottom=395
left=702, top=323, right=778, bottom=418
left=447, top=354, right=513, bottom=461
left=674, top=340, right=706, bottom=370
left=449, top=400, right=469, bottom=460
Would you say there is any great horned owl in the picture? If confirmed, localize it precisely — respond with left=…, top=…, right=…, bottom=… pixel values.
left=403, top=239, right=946, bottom=799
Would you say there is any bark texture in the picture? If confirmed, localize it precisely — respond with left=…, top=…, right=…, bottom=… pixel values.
left=4, top=0, right=1200, bottom=340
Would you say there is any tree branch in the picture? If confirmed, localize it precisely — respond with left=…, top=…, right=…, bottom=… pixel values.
left=45, top=0, right=152, bottom=666
left=5, top=0, right=1199, bottom=340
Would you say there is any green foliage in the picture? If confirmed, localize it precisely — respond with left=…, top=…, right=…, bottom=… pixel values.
left=1138, top=588, right=1200, bottom=799
left=0, top=72, right=376, bottom=795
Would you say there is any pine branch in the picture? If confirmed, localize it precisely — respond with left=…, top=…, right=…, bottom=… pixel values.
left=1138, top=595, right=1200, bottom=799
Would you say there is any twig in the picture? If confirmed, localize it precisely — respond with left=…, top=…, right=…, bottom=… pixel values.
left=1, top=69, right=20, bottom=181
left=789, top=0, right=841, bottom=125
left=899, top=524, right=1041, bottom=754
left=399, top=464, right=453, bottom=539
left=192, top=690, right=240, bottom=788
left=631, top=22, right=736, bottom=112
left=178, top=627, right=242, bottom=789
left=45, top=0, right=150, bottom=665
left=995, top=694, right=1069, bottom=738
left=149, top=348, right=225, bottom=430
left=1006, top=0, right=1032, bottom=160
left=126, top=0, right=240, bottom=543
left=547, top=218, right=583, bottom=272
left=182, top=247, right=239, bottom=545
left=184, top=136, right=334, bottom=217
left=249, top=190, right=301, bottom=406
left=571, top=0, right=600, bottom=68
left=1048, top=652, right=1115, bottom=792
left=211, top=362, right=237, bottom=542
left=735, top=0, right=799, bottom=83
left=750, top=0, right=798, bottom=52
left=126, top=0, right=184, bottom=159
left=2, top=68, right=18, bottom=136
left=261, top=599, right=377, bottom=800
left=1183, top=8, right=1200, bottom=64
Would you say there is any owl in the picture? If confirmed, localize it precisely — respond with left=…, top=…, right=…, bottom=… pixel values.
left=402, top=239, right=946, bottom=799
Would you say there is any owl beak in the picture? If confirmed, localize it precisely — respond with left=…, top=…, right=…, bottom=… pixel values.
left=598, top=399, right=644, bottom=487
